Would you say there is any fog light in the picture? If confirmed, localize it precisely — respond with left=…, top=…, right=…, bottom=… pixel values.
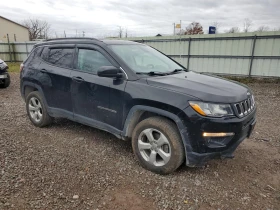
left=202, top=132, right=234, bottom=137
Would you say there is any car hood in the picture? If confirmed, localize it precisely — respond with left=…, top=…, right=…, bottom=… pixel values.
left=146, top=71, right=250, bottom=103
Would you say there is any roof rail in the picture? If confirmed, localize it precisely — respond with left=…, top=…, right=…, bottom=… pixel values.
left=46, top=37, right=100, bottom=41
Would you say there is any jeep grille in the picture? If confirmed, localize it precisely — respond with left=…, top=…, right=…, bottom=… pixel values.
left=234, top=95, right=255, bottom=117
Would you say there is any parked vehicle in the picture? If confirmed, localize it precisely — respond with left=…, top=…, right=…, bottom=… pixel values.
left=0, top=59, right=10, bottom=88
left=20, top=38, right=256, bottom=174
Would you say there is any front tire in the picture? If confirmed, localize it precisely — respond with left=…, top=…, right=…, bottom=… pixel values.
left=132, top=116, right=185, bottom=175
left=26, top=91, right=52, bottom=127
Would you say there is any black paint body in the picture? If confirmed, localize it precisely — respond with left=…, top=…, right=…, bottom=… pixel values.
left=20, top=39, right=256, bottom=167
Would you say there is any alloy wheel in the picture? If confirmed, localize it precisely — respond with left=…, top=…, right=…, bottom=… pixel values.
left=28, top=97, right=43, bottom=123
left=138, top=128, right=171, bottom=167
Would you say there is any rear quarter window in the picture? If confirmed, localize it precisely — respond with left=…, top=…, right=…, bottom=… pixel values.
left=41, top=47, right=50, bottom=61
left=24, top=46, right=43, bottom=64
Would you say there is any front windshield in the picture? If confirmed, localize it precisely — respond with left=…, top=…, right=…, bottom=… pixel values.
left=109, top=44, right=184, bottom=73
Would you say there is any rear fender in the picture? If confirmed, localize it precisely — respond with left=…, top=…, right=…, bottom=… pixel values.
left=21, top=81, right=48, bottom=107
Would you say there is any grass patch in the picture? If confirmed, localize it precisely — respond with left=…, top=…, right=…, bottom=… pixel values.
left=6, top=62, right=21, bottom=73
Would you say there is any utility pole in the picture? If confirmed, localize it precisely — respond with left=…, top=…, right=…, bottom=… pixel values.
left=55, top=32, right=58, bottom=38
left=118, top=26, right=123, bottom=38
left=76, top=29, right=77, bottom=37
left=64, top=31, right=66, bottom=38
left=180, top=20, right=182, bottom=61
left=83, top=31, right=85, bottom=37
left=180, top=20, right=182, bottom=35
left=7, top=34, right=12, bottom=62
left=173, top=23, right=175, bottom=36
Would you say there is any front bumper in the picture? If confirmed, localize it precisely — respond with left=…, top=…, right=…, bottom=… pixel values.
left=179, top=105, right=256, bottom=167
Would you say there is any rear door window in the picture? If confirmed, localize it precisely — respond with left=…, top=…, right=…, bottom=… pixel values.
left=77, top=49, right=112, bottom=74
left=42, top=47, right=74, bottom=68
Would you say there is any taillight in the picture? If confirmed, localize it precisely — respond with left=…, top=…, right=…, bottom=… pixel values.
left=20, top=63, right=24, bottom=72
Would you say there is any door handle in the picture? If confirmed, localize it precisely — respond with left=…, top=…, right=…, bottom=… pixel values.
left=72, top=76, right=84, bottom=82
left=40, top=69, right=48, bottom=73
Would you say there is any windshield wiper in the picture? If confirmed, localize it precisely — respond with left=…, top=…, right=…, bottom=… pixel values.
left=136, top=71, right=168, bottom=76
left=168, top=68, right=187, bottom=74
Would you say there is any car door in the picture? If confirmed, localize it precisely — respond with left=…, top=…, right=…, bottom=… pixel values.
left=71, top=44, right=127, bottom=132
left=38, top=45, right=74, bottom=118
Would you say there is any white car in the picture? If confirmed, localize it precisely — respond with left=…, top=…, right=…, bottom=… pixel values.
left=0, top=59, right=10, bottom=88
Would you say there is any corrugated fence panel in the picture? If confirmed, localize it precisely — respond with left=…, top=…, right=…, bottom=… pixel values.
left=14, top=54, right=28, bottom=62
left=147, top=40, right=189, bottom=56
left=252, top=59, right=280, bottom=77
left=0, top=44, right=9, bottom=52
left=1, top=33, right=280, bottom=77
left=189, top=58, right=250, bottom=75
left=0, top=42, right=36, bottom=61
left=0, top=53, right=11, bottom=61
left=192, top=39, right=252, bottom=56
left=13, top=44, right=28, bottom=53
left=172, top=57, right=188, bottom=67
left=27, top=44, right=34, bottom=52
left=254, top=38, right=280, bottom=56
left=271, top=38, right=280, bottom=56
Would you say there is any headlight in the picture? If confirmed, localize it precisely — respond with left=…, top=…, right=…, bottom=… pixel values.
left=189, top=101, right=233, bottom=117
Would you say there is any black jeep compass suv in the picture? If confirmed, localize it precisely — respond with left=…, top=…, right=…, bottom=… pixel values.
left=20, top=38, right=256, bottom=174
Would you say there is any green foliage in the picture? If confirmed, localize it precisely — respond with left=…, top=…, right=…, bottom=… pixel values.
left=6, top=62, right=21, bottom=73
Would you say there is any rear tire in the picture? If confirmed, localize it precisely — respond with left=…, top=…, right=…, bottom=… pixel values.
left=0, top=74, right=10, bottom=88
left=132, top=116, right=185, bottom=175
left=26, top=91, right=52, bottom=127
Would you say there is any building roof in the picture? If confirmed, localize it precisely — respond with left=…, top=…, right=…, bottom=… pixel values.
left=0, top=16, right=28, bottom=29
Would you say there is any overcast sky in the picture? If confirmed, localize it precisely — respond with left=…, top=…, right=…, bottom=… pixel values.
left=1, top=0, right=280, bottom=38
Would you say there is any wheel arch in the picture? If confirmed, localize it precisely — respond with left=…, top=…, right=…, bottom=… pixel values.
left=22, top=82, right=48, bottom=107
left=122, top=105, right=186, bottom=137
left=24, top=85, right=38, bottom=99
left=122, top=105, right=191, bottom=164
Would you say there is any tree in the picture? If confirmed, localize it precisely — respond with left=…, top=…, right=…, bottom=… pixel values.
left=243, top=18, right=253, bottom=32
left=211, top=22, right=222, bottom=34
left=118, top=26, right=123, bottom=38
left=125, top=29, right=128, bottom=38
left=226, top=27, right=240, bottom=33
left=184, top=22, right=204, bottom=35
left=176, top=29, right=185, bottom=35
left=255, top=25, right=270, bottom=32
left=22, top=18, right=51, bottom=40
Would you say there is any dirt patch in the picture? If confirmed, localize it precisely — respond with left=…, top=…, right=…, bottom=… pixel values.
left=0, top=73, right=279, bottom=209
left=100, top=187, right=156, bottom=210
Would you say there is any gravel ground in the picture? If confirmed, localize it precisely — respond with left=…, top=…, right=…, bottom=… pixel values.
left=0, top=73, right=279, bottom=210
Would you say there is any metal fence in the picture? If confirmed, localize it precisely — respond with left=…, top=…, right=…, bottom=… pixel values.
left=1, top=31, right=280, bottom=77
left=128, top=31, right=280, bottom=77
left=0, top=41, right=36, bottom=62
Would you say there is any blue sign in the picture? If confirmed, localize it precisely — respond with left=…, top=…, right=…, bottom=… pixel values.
left=209, top=26, right=216, bottom=34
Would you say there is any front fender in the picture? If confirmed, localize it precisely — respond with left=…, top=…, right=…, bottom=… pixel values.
left=121, top=105, right=193, bottom=165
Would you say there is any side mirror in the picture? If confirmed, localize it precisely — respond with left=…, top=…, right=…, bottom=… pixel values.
left=97, top=66, right=123, bottom=78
